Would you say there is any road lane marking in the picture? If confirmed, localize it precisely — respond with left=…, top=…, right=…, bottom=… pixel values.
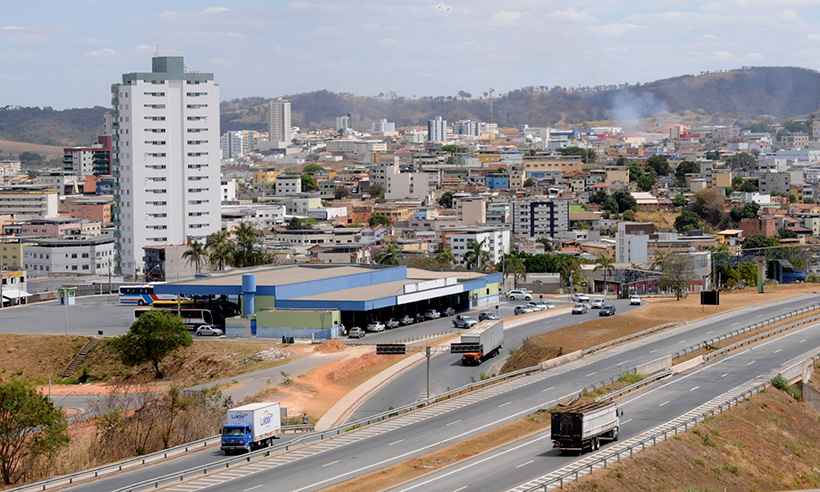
left=721, top=373, right=729, bottom=378
left=388, top=439, right=404, bottom=446
left=243, top=486, right=264, bottom=492
left=585, top=371, right=597, bottom=377
left=620, top=418, right=633, bottom=425
left=689, top=386, right=700, bottom=392
left=453, top=486, right=468, bottom=492
left=747, top=360, right=756, bottom=366
left=774, top=349, right=783, bottom=354
left=446, top=419, right=462, bottom=426
left=801, top=339, right=807, bottom=343
left=649, top=349, right=658, bottom=353
left=542, top=386, right=555, bottom=392
left=615, top=360, right=630, bottom=367
left=498, top=401, right=512, bottom=408
left=659, top=400, right=670, bottom=407
left=515, top=460, right=534, bottom=469
left=322, top=460, right=340, bottom=468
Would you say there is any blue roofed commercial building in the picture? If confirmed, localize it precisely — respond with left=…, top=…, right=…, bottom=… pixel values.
left=153, top=264, right=501, bottom=340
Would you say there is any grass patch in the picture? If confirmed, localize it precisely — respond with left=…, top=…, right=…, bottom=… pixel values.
left=771, top=375, right=802, bottom=401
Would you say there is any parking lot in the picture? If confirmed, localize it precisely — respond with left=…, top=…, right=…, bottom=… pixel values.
left=0, top=295, right=138, bottom=336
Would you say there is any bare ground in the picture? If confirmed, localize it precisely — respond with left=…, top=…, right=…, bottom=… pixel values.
left=503, top=285, right=819, bottom=373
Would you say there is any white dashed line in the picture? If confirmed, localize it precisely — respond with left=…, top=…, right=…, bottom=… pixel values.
left=498, top=401, right=512, bottom=408
left=746, top=360, right=756, bottom=366
left=659, top=400, right=670, bottom=407
left=800, top=339, right=807, bottom=343
left=446, top=419, right=462, bottom=427
left=690, top=386, right=700, bottom=392
left=620, top=418, right=633, bottom=425
left=615, top=360, right=630, bottom=367
left=453, top=486, right=468, bottom=492
left=542, top=386, right=555, bottom=392
left=243, top=486, right=264, bottom=492
left=721, top=373, right=729, bottom=378
left=322, top=460, right=340, bottom=468
left=774, top=349, right=783, bottom=354
left=388, top=439, right=404, bottom=446
left=585, top=371, right=597, bottom=377
left=515, top=460, right=534, bottom=469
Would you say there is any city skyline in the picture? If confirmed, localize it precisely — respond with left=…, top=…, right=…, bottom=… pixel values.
left=5, top=1, right=820, bottom=108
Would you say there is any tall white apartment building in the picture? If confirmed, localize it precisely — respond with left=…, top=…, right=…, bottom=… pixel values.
left=269, top=99, right=292, bottom=147
left=336, top=114, right=352, bottom=132
left=111, top=56, right=221, bottom=278
left=511, top=197, right=569, bottom=239
left=427, top=116, right=448, bottom=142
left=220, top=131, right=245, bottom=159
left=448, top=227, right=511, bottom=267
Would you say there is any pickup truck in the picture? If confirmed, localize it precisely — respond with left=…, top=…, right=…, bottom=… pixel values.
left=551, top=401, right=621, bottom=454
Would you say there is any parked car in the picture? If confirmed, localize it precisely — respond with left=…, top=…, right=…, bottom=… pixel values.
left=599, top=305, right=617, bottom=316
left=452, top=315, right=478, bottom=328
left=514, top=305, right=535, bottom=315
left=478, top=311, right=499, bottom=321
left=572, top=303, right=590, bottom=315
left=444, top=307, right=456, bottom=317
left=195, top=325, right=224, bottom=336
left=400, top=315, right=415, bottom=325
left=423, top=309, right=441, bottom=320
left=630, top=295, right=642, bottom=306
left=366, top=321, right=385, bottom=332
left=348, top=326, right=365, bottom=338
left=591, top=298, right=605, bottom=309
left=507, top=289, right=533, bottom=301
left=386, top=318, right=401, bottom=329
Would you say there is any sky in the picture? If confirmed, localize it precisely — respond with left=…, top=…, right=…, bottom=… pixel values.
left=4, top=0, right=820, bottom=108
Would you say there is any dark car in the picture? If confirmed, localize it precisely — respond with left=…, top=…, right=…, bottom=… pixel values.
left=599, top=305, right=616, bottom=316
left=478, top=311, right=499, bottom=321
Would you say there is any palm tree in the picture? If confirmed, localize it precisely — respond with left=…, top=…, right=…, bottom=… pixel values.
left=435, top=248, right=455, bottom=269
left=464, top=239, right=490, bottom=272
left=182, top=241, right=207, bottom=274
left=206, top=230, right=232, bottom=272
left=375, top=242, right=402, bottom=266
left=233, top=222, right=259, bottom=267
left=594, top=253, right=615, bottom=298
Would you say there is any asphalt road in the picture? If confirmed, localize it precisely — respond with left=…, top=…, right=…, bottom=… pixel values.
left=391, top=318, right=820, bottom=492
left=0, top=295, right=137, bottom=336
left=78, top=295, right=815, bottom=492
left=201, top=298, right=820, bottom=492
left=352, top=298, right=636, bottom=418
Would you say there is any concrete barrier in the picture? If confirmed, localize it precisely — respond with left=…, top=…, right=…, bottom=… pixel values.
left=540, top=350, right=583, bottom=370
left=672, top=355, right=703, bottom=374
left=636, top=355, right=672, bottom=375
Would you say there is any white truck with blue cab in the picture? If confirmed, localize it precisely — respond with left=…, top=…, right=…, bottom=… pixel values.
left=221, top=402, right=281, bottom=454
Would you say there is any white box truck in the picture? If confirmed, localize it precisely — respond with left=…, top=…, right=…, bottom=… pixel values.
left=550, top=400, right=622, bottom=454
left=220, top=402, right=281, bottom=454
left=450, top=320, right=503, bottom=365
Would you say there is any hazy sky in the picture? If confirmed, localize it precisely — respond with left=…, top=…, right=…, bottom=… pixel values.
left=3, top=0, right=820, bottom=108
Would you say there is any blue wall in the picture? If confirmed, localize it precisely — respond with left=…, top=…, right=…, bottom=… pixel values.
left=485, top=174, right=510, bottom=190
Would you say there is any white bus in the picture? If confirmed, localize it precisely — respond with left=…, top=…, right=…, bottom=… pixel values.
left=118, top=283, right=177, bottom=305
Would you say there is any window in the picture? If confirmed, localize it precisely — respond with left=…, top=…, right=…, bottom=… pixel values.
left=144, top=91, right=165, bottom=96
left=186, top=104, right=207, bottom=109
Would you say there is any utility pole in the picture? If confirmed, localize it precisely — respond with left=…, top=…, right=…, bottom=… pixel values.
left=426, top=345, right=431, bottom=400
left=0, top=258, right=4, bottom=310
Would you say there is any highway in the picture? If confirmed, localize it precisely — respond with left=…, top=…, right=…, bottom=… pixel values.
left=391, top=318, right=820, bottom=491
left=352, top=298, right=635, bottom=418
left=98, top=295, right=815, bottom=492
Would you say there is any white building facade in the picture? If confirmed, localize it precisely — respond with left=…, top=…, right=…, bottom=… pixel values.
left=269, top=99, right=292, bottom=147
left=112, top=56, right=221, bottom=278
left=24, top=237, right=115, bottom=277
left=448, top=227, right=511, bottom=267
left=511, top=197, right=569, bottom=239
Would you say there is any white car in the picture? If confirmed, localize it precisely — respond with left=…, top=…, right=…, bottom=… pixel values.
left=366, top=321, right=385, bottom=332
left=630, top=295, right=642, bottom=306
left=591, top=298, right=605, bottom=309
left=572, top=303, right=590, bottom=315
left=574, top=294, right=591, bottom=303
left=195, top=325, right=224, bottom=336
left=526, top=301, right=547, bottom=312
left=507, top=289, right=533, bottom=301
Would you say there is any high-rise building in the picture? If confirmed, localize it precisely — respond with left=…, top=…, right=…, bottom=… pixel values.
left=269, top=99, right=292, bottom=147
left=511, top=197, right=569, bottom=239
left=220, top=131, right=245, bottom=159
left=427, top=116, right=448, bottom=142
left=111, top=56, right=221, bottom=278
left=63, top=136, right=113, bottom=177
left=336, top=114, right=352, bottom=132
left=372, top=118, right=397, bottom=136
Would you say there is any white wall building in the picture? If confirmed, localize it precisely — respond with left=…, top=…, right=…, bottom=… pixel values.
left=511, top=197, right=569, bottom=238
left=269, top=99, right=292, bottom=148
left=382, top=159, right=431, bottom=201
left=0, top=186, right=59, bottom=220
left=336, top=114, right=352, bottom=132
left=112, top=56, right=221, bottom=278
left=427, top=116, right=448, bottom=143
left=220, top=131, right=244, bottom=159
left=24, top=236, right=115, bottom=277
left=221, top=178, right=237, bottom=202
left=221, top=203, right=286, bottom=231
left=373, top=118, right=397, bottom=136
left=448, top=227, right=511, bottom=267
left=275, top=174, right=302, bottom=196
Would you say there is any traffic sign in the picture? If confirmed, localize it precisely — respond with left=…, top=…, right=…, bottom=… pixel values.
left=450, top=343, right=482, bottom=354
left=376, top=343, right=407, bottom=355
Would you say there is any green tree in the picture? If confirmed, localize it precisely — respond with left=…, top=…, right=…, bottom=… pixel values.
left=690, top=188, right=726, bottom=227
left=659, top=254, right=693, bottom=300
left=675, top=209, right=703, bottom=233
left=611, top=190, right=637, bottom=214
left=523, top=177, right=535, bottom=187
left=287, top=217, right=315, bottom=230
left=0, top=380, right=69, bottom=484
left=636, top=171, right=655, bottom=192
left=740, top=180, right=758, bottom=193
left=646, top=155, right=671, bottom=176
left=302, top=163, right=324, bottom=175
left=301, top=174, right=318, bottom=191
left=206, top=230, right=233, bottom=272
left=504, top=254, right=526, bottom=288
left=182, top=241, right=207, bottom=274
left=558, top=146, right=595, bottom=163
left=368, top=184, right=385, bottom=199
left=673, top=193, right=687, bottom=207
left=594, top=253, right=615, bottom=297
left=369, top=213, right=390, bottom=227
left=725, top=152, right=757, bottom=170
left=463, top=239, right=490, bottom=271
left=233, top=223, right=260, bottom=268
left=112, top=310, right=192, bottom=379
left=674, top=160, right=699, bottom=186
left=434, top=248, right=455, bottom=268
left=438, top=191, right=454, bottom=209
left=375, top=242, right=402, bottom=266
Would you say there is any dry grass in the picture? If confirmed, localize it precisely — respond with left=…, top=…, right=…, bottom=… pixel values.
left=0, top=335, right=88, bottom=384
left=0, top=139, right=64, bottom=159
left=323, top=410, right=550, bottom=492
left=503, top=285, right=819, bottom=373
left=634, top=210, right=679, bottom=231
left=564, top=383, right=820, bottom=492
